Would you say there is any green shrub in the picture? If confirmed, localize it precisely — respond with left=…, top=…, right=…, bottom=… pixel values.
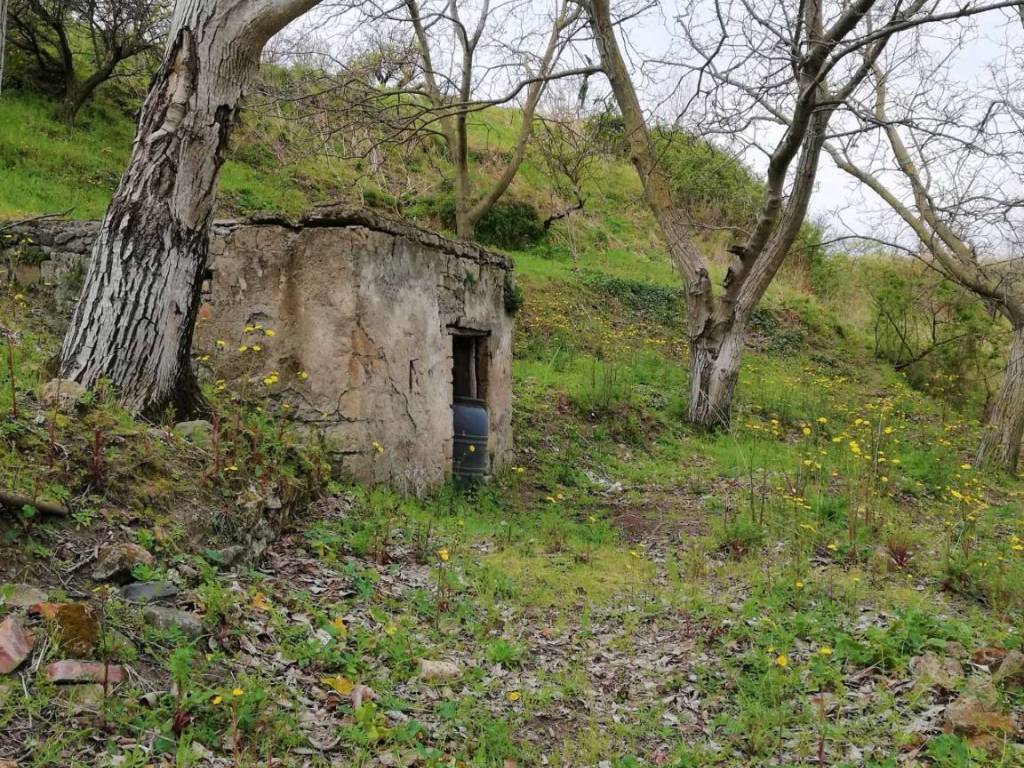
left=435, top=197, right=546, bottom=250
left=582, top=272, right=683, bottom=326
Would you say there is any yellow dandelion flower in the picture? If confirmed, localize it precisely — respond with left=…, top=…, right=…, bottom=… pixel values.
left=215, top=339, right=226, bottom=349
left=238, top=345, right=249, bottom=353
left=794, top=580, right=804, bottom=589
left=211, top=695, right=223, bottom=705
left=507, top=691, right=521, bottom=702
left=252, top=344, right=262, bottom=352
left=437, top=548, right=450, bottom=562
left=775, top=654, right=788, bottom=667
left=232, top=687, right=243, bottom=697
left=297, top=370, right=309, bottom=381
left=817, top=646, right=833, bottom=656
left=265, top=329, right=275, bottom=337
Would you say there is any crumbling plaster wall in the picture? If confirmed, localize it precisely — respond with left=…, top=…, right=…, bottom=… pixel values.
left=7, top=207, right=515, bottom=492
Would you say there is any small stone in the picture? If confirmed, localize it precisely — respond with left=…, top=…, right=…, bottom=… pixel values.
left=58, top=683, right=107, bottom=714
left=99, top=630, right=136, bottom=661
left=964, top=676, right=1001, bottom=708
left=91, top=542, right=154, bottom=584
left=966, top=734, right=1004, bottom=757
left=910, top=653, right=962, bottom=691
left=173, top=420, right=213, bottom=449
left=31, top=602, right=98, bottom=656
left=120, top=581, right=179, bottom=604
left=944, top=641, right=968, bottom=659
left=993, top=650, right=1024, bottom=690
left=45, top=660, right=124, bottom=685
left=1, top=583, right=47, bottom=607
left=205, top=545, right=245, bottom=568
left=0, top=616, right=34, bottom=673
left=40, top=378, right=85, bottom=412
left=418, top=659, right=461, bottom=683
left=143, top=606, right=203, bottom=637
left=971, top=647, right=1007, bottom=667
left=944, top=695, right=1016, bottom=737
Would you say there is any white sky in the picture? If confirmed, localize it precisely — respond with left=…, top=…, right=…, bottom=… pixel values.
left=616, top=3, right=1022, bottom=236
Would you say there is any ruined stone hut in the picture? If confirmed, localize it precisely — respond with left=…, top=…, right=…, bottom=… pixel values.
left=11, top=206, right=515, bottom=492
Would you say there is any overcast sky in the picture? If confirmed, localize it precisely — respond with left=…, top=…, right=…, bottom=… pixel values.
left=616, top=2, right=1022, bottom=239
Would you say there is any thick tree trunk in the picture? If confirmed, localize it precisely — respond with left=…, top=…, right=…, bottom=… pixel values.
left=688, top=322, right=745, bottom=430
left=59, top=0, right=317, bottom=417
left=0, top=0, right=8, bottom=96
left=977, top=325, right=1024, bottom=473
left=60, top=59, right=119, bottom=122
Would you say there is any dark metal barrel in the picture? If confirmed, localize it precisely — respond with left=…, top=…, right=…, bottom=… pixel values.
left=453, top=397, right=488, bottom=486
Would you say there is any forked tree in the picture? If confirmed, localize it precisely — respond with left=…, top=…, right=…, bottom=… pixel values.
left=582, top=0, right=1017, bottom=430
left=826, top=26, right=1024, bottom=471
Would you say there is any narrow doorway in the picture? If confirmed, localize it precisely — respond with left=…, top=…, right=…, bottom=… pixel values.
left=451, top=330, right=489, bottom=484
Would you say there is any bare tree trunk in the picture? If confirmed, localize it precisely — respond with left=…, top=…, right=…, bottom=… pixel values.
left=59, top=0, right=318, bottom=417
left=0, top=0, right=8, bottom=96
left=688, top=325, right=745, bottom=429
left=977, top=326, right=1024, bottom=473
left=60, top=59, right=117, bottom=123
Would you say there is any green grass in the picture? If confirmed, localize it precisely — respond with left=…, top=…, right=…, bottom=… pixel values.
left=3, top=85, right=1024, bottom=766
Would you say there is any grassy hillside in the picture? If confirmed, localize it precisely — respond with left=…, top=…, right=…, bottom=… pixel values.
left=2, top=86, right=1023, bottom=766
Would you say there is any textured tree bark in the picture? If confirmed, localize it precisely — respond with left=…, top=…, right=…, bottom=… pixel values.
left=688, top=326, right=745, bottom=429
left=59, top=0, right=319, bottom=417
left=60, top=59, right=118, bottom=123
left=977, top=326, right=1024, bottom=473
left=0, top=0, right=8, bottom=96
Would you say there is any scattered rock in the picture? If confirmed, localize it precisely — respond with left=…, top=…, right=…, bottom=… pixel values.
left=910, top=653, right=962, bottom=690
left=173, top=419, right=213, bottom=449
left=1, top=583, right=47, bottom=607
left=944, top=695, right=1016, bottom=737
left=993, top=650, right=1024, bottom=690
left=944, top=641, right=968, bottom=659
left=205, top=545, right=246, bottom=568
left=143, top=606, right=203, bottom=637
left=91, top=542, right=154, bottom=584
left=419, top=659, right=461, bottom=683
left=963, top=676, right=1001, bottom=708
left=971, top=647, right=1007, bottom=667
left=120, top=581, right=179, bottom=604
left=31, top=602, right=98, bottom=656
left=351, top=683, right=375, bottom=710
left=58, top=683, right=107, bottom=714
left=0, top=615, right=34, bottom=674
left=40, top=378, right=85, bottom=412
left=45, top=660, right=124, bottom=685
left=99, top=630, right=136, bottom=661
